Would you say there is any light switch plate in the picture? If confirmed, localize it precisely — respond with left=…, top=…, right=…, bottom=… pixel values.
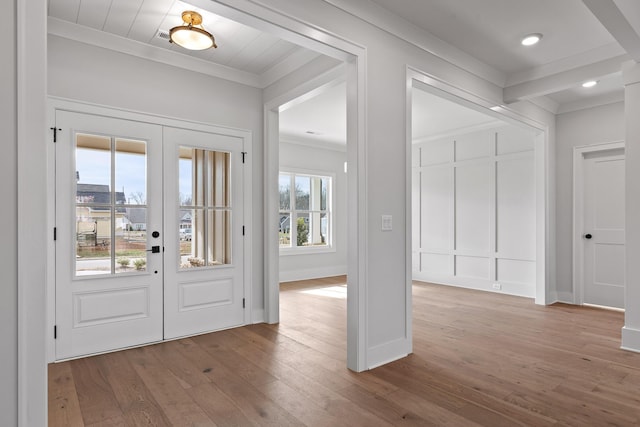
left=381, top=215, right=392, bottom=231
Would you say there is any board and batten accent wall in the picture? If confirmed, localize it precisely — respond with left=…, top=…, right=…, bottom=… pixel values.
left=412, top=125, right=537, bottom=297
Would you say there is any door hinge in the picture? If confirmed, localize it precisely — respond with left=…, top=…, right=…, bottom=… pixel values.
left=241, top=151, right=247, bottom=163
left=242, top=298, right=245, bottom=309
left=242, top=225, right=245, bottom=236
left=54, top=325, right=57, bottom=339
left=53, top=227, right=57, bottom=241
left=50, top=127, right=61, bottom=143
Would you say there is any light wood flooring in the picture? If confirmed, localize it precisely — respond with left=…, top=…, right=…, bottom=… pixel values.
left=49, top=277, right=640, bottom=426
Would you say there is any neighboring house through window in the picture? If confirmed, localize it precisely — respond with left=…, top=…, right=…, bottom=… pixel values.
left=279, top=171, right=333, bottom=252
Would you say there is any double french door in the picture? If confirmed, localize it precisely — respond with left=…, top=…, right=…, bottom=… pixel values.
left=55, top=110, right=245, bottom=360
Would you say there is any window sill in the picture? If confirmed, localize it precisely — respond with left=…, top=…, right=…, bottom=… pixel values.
left=279, top=246, right=336, bottom=256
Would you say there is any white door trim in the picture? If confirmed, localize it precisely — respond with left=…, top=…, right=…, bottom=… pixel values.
left=47, top=98, right=254, bottom=361
left=572, top=141, right=625, bottom=305
left=407, top=66, right=550, bottom=305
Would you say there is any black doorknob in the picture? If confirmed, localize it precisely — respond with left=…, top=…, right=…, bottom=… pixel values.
left=584, top=233, right=592, bottom=239
left=152, top=231, right=160, bottom=238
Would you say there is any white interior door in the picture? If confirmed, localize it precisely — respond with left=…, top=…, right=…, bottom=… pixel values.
left=163, top=126, right=245, bottom=339
left=583, top=150, right=625, bottom=309
left=55, top=111, right=164, bottom=359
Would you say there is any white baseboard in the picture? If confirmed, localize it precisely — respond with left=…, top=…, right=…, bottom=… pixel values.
left=412, top=273, right=535, bottom=299
left=621, top=326, right=640, bottom=353
left=367, top=337, right=412, bottom=370
left=279, top=265, right=347, bottom=283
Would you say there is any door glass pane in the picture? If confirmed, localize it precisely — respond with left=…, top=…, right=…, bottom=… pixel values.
left=179, top=146, right=232, bottom=269
left=76, top=134, right=112, bottom=276
left=117, top=208, right=147, bottom=273
left=116, top=139, right=147, bottom=205
left=207, top=151, right=230, bottom=208
left=76, top=209, right=111, bottom=276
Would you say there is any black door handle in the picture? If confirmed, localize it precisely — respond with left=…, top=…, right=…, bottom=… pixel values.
left=584, top=233, right=592, bottom=240
left=147, top=246, right=161, bottom=253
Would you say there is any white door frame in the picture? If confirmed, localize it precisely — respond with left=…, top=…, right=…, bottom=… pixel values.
left=572, top=141, right=625, bottom=305
left=407, top=66, right=550, bottom=305
left=264, top=61, right=367, bottom=372
left=46, top=97, right=254, bottom=361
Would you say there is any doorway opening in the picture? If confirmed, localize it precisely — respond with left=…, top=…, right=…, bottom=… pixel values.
left=408, top=73, right=548, bottom=304
left=276, top=79, right=348, bottom=352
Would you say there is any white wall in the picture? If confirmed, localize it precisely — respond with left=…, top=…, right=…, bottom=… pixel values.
left=556, top=102, right=625, bottom=301
left=1, top=0, right=18, bottom=424
left=279, top=141, right=347, bottom=281
left=48, top=35, right=266, bottom=315
left=412, top=125, right=537, bottom=297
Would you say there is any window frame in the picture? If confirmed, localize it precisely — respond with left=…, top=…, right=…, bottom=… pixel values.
left=279, top=168, right=336, bottom=255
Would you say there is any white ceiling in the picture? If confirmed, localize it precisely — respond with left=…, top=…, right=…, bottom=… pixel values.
left=47, top=0, right=640, bottom=142
left=47, top=0, right=320, bottom=87
left=280, top=82, right=347, bottom=146
left=371, top=0, right=617, bottom=75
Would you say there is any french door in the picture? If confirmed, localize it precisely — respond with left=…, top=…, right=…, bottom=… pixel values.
left=55, top=110, right=245, bottom=360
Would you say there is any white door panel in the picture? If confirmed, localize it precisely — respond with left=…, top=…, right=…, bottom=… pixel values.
left=583, top=153, right=625, bottom=309
left=163, top=126, right=244, bottom=339
left=55, top=111, right=163, bottom=359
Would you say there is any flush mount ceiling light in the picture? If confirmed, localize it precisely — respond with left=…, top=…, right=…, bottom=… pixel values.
left=582, top=80, right=598, bottom=88
left=169, top=11, right=217, bottom=51
left=521, top=33, right=542, bottom=46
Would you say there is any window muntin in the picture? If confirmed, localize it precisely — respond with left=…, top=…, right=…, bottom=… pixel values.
left=279, top=172, right=332, bottom=250
left=179, top=147, right=232, bottom=269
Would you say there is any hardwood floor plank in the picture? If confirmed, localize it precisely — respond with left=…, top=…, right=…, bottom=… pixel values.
left=69, top=355, right=123, bottom=425
left=98, top=349, right=172, bottom=426
left=48, top=362, right=84, bottom=427
left=49, top=277, right=640, bottom=426
left=126, top=345, right=217, bottom=426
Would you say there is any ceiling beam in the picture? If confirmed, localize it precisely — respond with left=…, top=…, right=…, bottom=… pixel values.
left=582, top=0, right=640, bottom=62
left=503, top=55, right=627, bottom=103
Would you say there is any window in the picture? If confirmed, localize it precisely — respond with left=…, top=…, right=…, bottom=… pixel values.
left=279, top=171, right=332, bottom=251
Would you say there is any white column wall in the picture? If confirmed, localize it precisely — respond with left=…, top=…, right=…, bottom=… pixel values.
left=279, top=141, right=347, bottom=282
left=1, top=0, right=18, bottom=425
left=623, top=61, right=640, bottom=352
left=556, top=102, right=625, bottom=302
left=412, top=125, right=537, bottom=297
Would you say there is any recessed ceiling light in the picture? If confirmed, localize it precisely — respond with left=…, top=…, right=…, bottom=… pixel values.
left=582, top=80, right=598, bottom=88
left=521, top=33, right=542, bottom=46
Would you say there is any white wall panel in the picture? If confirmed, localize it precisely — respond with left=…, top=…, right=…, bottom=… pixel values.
left=421, top=138, right=452, bottom=166
left=421, top=165, right=452, bottom=250
left=497, top=126, right=535, bottom=155
left=497, top=259, right=536, bottom=285
left=497, top=156, right=536, bottom=260
left=456, top=255, right=491, bottom=279
left=413, top=125, right=536, bottom=297
left=455, top=131, right=493, bottom=161
left=455, top=162, right=492, bottom=252
left=421, top=253, right=450, bottom=276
